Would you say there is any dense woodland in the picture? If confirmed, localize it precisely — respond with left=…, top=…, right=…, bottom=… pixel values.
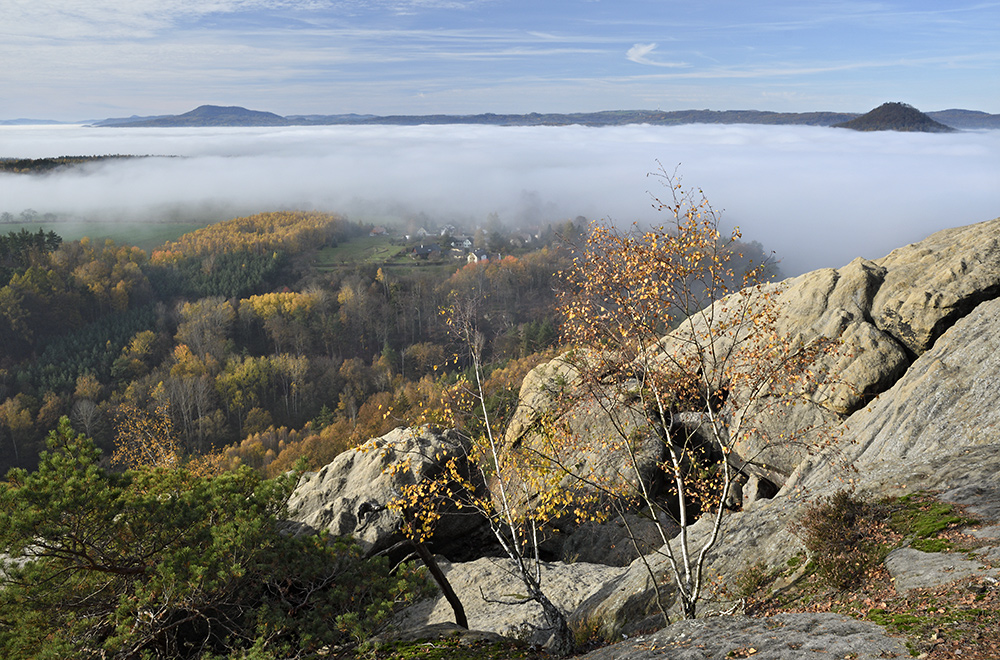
left=0, top=212, right=581, bottom=476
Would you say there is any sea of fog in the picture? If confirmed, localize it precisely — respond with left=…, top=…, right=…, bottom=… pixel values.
left=1, top=123, right=999, bottom=275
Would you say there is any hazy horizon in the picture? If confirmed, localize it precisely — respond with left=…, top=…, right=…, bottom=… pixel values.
left=1, top=123, right=998, bottom=276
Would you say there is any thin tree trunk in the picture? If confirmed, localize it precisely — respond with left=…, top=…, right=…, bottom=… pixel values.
left=411, top=539, right=468, bottom=629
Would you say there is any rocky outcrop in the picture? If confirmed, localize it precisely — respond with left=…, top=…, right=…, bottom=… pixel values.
left=503, top=356, right=665, bottom=498
left=293, top=217, right=1000, bottom=654
left=572, top=280, right=1000, bottom=638
left=787, top=294, right=1000, bottom=493
left=287, top=426, right=486, bottom=557
left=885, top=547, right=1000, bottom=594
left=505, top=217, right=1000, bottom=482
left=871, top=217, right=1000, bottom=354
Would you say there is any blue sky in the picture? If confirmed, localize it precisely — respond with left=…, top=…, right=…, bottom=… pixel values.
left=2, top=1, right=999, bottom=120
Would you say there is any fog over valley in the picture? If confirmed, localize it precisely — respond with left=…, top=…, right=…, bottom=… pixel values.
left=2, top=123, right=998, bottom=275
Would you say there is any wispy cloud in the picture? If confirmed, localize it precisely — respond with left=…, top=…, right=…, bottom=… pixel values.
left=626, top=43, right=688, bottom=68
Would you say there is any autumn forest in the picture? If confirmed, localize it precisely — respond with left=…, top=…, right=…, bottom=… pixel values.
left=0, top=210, right=584, bottom=476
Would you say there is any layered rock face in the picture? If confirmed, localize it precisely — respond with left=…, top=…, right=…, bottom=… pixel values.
left=569, top=217, right=1000, bottom=636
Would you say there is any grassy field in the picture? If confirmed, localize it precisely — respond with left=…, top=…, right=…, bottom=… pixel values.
left=313, top=235, right=467, bottom=279
left=0, top=221, right=210, bottom=252
left=314, top=235, right=409, bottom=268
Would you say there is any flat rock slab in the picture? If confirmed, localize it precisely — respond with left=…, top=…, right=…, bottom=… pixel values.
left=969, top=525, right=1000, bottom=540
left=885, top=547, right=1000, bottom=594
left=577, top=612, right=910, bottom=660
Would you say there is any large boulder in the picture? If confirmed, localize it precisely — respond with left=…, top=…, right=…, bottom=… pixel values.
left=393, top=556, right=625, bottom=646
left=286, top=426, right=487, bottom=558
left=572, top=289, right=1000, bottom=639
left=787, top=294, right=1000, bottom=493
left=569, top=493, right=804, bottom=639
left=503, top=356, right=664, bottom=497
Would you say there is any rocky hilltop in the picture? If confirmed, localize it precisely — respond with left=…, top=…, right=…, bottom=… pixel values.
left=835, top=101, right=956, bottom=132
left=290, top=216, right=1000, bottom=656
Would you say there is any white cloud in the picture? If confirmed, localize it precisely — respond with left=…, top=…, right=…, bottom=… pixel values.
left=1, top=0, right=321, bottom=39
left=626, top=42, right=687, bottom=68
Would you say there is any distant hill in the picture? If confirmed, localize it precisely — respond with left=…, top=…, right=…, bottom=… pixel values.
left=0, top=118, right=65, bottom=126
left=38, top=104, right=998, bottom=130
left=835, top=102, right=955, bottom=132
left=102, top=105, right=291, bottom=127
left=91, top=114, right=171, bottom=127
left=927, top=109, right=1000, bottom=130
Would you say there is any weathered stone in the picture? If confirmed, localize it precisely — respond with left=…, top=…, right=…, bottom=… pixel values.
left=286, top=426, right=485, bottom=557
left=576, top=612, right=911, bottom=660
left=386, top=217, right=1000, bottom=655
left=503, top=356, right=580, bottom=445
left=872, top=217, right=1000, bottom=354
left=787, top=296, right=1000, bottom=495
left=559, top=513, right=679, bottom=567
left=502, top=353, right=666, bottom=507
left=570, top=500, right=805, bottom=639
left=393, top=556, right=625, bottom=646
left=728, top=258, right=909, bottom=477
left=885, top=547, right=1000, bottom=594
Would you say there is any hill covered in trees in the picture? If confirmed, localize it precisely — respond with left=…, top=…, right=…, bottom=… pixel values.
left=834, top=102, right=956, bottom=132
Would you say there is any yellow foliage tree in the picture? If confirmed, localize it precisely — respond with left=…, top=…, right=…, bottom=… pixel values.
left=387, top=297, right=581, bottom=656
left=548, top=168, right=839, bottom=620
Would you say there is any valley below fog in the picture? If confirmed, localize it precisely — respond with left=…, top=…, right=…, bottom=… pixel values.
left=2, top=123, right=999, bottom=275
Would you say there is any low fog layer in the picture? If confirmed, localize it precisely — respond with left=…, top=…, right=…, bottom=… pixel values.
left=1, top=123, right=998, bottom=275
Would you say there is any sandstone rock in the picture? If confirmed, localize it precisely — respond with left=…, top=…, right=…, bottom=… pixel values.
left=787, top=296, right=1000, bottom=494
left=505, top=218, right=1000, bottom=487
left=559, top=513, right=679, bottom=567
left=286, top=426, right=485, bottom=557
left=727, top=258, right=909, bottom=476
left=577, top=612, right=911, bottom=660
left=885, top=547, right=1000, bottom=594
left=501, top=354, right=666, bottom=509
left=393, top=556, right=625, bottom=646
left=570, top=499, right=804, bottom=639
left=503, top=356, right=579, bottom=444
left=872, top=216, right=1000, bottom=354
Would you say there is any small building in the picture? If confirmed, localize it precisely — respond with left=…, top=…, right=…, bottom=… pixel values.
left=467, top=249, right=490, bottom=264
left=411, top=244, right=441, bottom=259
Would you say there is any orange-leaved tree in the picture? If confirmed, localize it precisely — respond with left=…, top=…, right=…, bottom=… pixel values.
left=544, top=168, right=839, bottom=621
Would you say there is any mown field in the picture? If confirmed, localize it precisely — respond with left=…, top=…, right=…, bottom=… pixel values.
left=0, top=220, right=210, bottom=251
